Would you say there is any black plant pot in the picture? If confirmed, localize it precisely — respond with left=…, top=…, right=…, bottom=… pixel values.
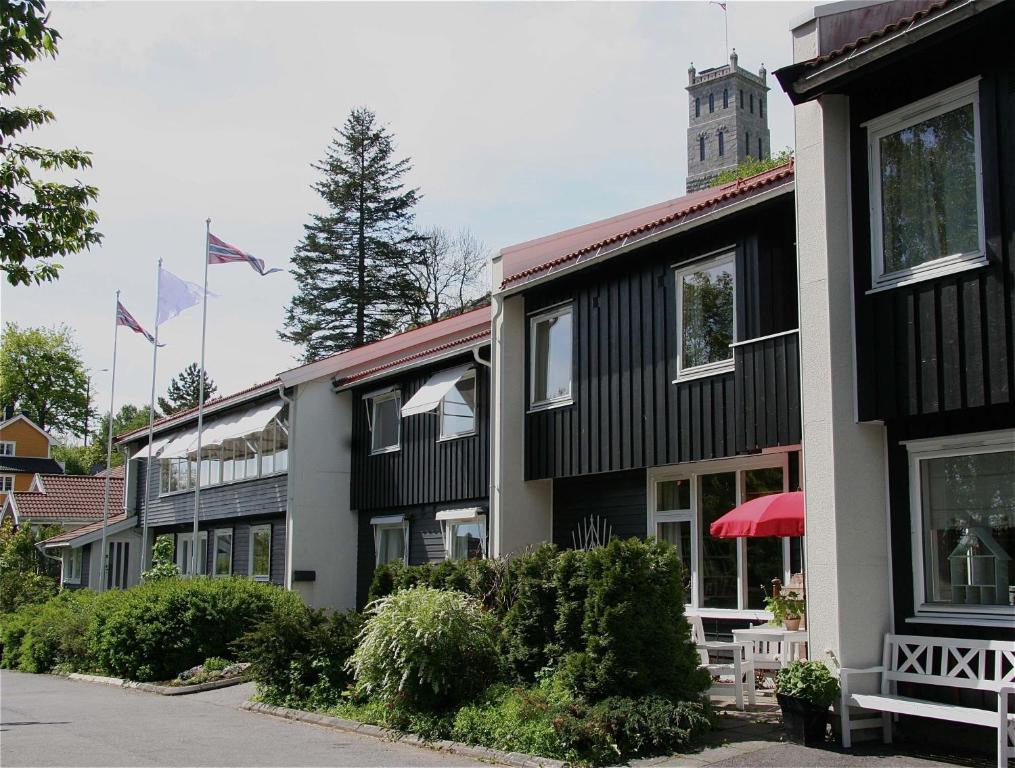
left=776, top=693, right=830, bottom=745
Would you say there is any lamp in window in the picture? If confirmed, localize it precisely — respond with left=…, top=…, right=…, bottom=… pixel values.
left=948, top=527, right=1010, bottom=606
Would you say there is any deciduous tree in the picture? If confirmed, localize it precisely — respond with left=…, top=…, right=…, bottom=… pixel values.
left=401, top=227, right=488, bottom=327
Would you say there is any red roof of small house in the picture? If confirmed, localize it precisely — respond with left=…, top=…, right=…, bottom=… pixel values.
left=498, top=161, right=794, bottom=291
left=40, top=512, right=129, bottom=547
left=279, top=305, right=492, bottom=388
left=9, top=472, right=126, bottom=522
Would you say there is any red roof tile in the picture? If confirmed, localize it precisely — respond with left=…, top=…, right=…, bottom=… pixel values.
left=40, top=512, right=129, bottom=546
left=10, top=473, right=126, bottom=522
left=499, top=162, right=794, bottom=290
left=336, top=328, right=492, bottom=386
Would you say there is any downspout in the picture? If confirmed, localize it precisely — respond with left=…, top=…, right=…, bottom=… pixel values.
left=488, top=295, right=504, bottom=557
left=36, top=541, right=65, bottom=590
left=278, top=381, right=295, bottom=591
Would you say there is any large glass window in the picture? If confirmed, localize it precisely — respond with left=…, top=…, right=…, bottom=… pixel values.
left=440, top=370, right=477, bottom=439
left=676, top=253, right=735, bottom=379
left=249, top=525, right=271, bottom=581
left=868, top=79, right=984, bottom=289
left=700, top=472, right=738, bottom=609
left=744, top=468, right=788, bottom=610
left=175, top=531, right=207, bottom=576
left=447, top=519, right=486, bottom=561
left=370, top=391, right=401, bottom=454
left=910, top=436, right=1013, bottom=616
left=655, top=477, right=694, bottom=602
left=530, top=305, right=573, bottom=408
left=213, top=529, right=232, bottom=577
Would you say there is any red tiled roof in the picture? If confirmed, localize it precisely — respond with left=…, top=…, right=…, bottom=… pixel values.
left=116, top=378, right=281, bottom=445
left=10, top=473, right=125, bottom=521
left=499, top=161, right=794, bottom=290
left=40, top=512, right=129, bottom=546
left=94, top=465, right=126, bottom=479
left=336, top=328, right=492, bottom=386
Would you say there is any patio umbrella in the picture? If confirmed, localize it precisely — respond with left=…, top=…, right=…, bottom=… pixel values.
left=709, top=491, right=804, bottom=538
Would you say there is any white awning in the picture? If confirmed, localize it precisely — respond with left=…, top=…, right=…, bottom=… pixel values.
left=400, top=365, right=471, bottom=417
left=196, top=400, right=283, bottom=449
left=370, top=514, right=405, bottom=526
left=435, top=507, right=485, bottom=521
left=159, top=428, right=199, bottom=459
left=135, top=433, right=174, bottom=458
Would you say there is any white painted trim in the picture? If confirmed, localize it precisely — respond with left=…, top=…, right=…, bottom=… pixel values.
left=0, top=474, right=14, bottom=493
left=866, top=78, right=986, bottom=292
left=729, top=328, right=799, bottom=348
left=372, top=520, right=409, bottom=567
left=368, top=390, right=401, bottom=455
left=248, top=524, right=272, bottom=582
left=0, top=441, right=15, bottom=456
left=528, top=304, right=574, bottom=409
left=438, top=368, right=478, bottom=440
left=212, top=527, right=233, bottom=577
left=62, top=548, right=82, bottom=585
left=674, top=250, right=736, bottom=383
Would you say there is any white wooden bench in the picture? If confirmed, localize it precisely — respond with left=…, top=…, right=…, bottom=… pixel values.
left=839, top=633, right=1015, bottom=768
left=687, top=616, right=756, bottom=710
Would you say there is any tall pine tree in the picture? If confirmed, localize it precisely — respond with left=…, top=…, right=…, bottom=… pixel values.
left=157, top=363, right=216, bottom=415
left=281, top=108, right=419, bottom=362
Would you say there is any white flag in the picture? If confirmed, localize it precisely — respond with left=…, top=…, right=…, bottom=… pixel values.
left=157, top=268, right=207, bottom=325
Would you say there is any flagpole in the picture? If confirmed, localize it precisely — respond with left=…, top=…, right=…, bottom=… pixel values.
left=100, top=290, right=121, bottom=592
left=140, top=260, right=163, bottom=572
left=192, top=219, right=211, bottom=577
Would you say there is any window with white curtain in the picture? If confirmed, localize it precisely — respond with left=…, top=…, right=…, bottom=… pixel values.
left=867, top=78, right=985, bottom=289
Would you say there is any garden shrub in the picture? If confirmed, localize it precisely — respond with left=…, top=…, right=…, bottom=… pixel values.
left=348, top=585, right=498, bottom=711
left=0, top=609, right=32, bottom=669
left=500, top=543, right=559, bottom=680
left=237, top=597, right=362, bottom=709
left=16, top=589, right=98, bottom=673
left=586, top=695, right=712, bottom=757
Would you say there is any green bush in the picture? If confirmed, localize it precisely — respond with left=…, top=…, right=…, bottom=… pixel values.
left=16, top=589, right=97, bottom=673
left=238, top=597, right=362, bottom=709
left=0, top=519, right=60, bottom=613
left=348, top=585, right=498, bottom=711
left=776, top=660, right=840, bottom=708
left=0, top=609, right=32, bottom=668
left=202, top=656, right=230, bottom=672
left=587, top=695, right=711, bottom=757
left=500, top=543, right=559, bottom=680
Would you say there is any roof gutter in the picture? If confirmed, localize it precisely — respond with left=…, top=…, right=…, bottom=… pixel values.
left=331, top=334, right=492, bottom=391
left=495, top=180, right=793, bottom=298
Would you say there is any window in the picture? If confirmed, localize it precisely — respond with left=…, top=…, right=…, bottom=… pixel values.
left=718, top=131, right=725, bottom=157
left=907, top=432, right=1013, bottom=620
left=0, top=441, right=14, bottom=456
left=213, top=528, right=233, bottom=576
left=440, top=370, right=477, bottom=439
left=368, top=390, right=401, bottom=454
left=529, top=304, right=573, bottom=408
left=649, top=456, right=797, bottom=615
left=63, top=548, right=82, bottom=585
left=745, top=132, right=750, bottom=157
left=694, top=97, right=700, bottom=118
left=440, top=513, right=487, bottom=561
left=698, top=135, right=705, bottom=162
left=372, top=516, right=409, bottom=566
left=260, top=418, right=288, bottom=474
left=176, top=531, right=207, bottom=576
left=674, top=251, right=735, bottom=380
left=739, top=89, right=744, bottom=108
left=249, top=524, right=271, bottom=581
left=759, top=98, right=765, bottom=118
left=0, top=475, right=13, bottom=493
left=723, top=88, right=728, bottom=109
left=750, top=93, right=754, bottom=113
left=867, top=79, right=984, bottom=289
left=708, top=93, right=714, bottom=113
left=107, top=541, right=131, bottom=589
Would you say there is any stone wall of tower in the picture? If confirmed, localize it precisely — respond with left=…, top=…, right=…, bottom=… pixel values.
left=685, top=51, right=771, bottom=192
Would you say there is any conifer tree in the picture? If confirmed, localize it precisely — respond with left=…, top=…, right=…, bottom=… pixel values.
left=157, top=363, right=216, bottom=415
left=281, top=107, right=419, bottom=362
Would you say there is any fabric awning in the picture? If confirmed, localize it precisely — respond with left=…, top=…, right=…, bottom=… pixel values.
left=195, top=400, right=283, bottom=449
left=709, top=491, right=804, bottom=538
left=159, top=428, right=200, bottom=459
left=369, top=514, right=405, bottom=526
left=136, top=433, right=174, bottom=458
left=435, top=507, right=485, bottom=521
left=401, top=365, right=471, bottom=417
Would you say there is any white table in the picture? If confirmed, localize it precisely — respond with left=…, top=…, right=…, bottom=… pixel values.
left=732, top=624, right=808, bottom=669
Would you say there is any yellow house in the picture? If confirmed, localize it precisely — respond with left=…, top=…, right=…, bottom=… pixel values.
left=0, top=412, right=62, bottom=507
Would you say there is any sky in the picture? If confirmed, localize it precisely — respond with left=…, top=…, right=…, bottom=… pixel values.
left=2, top=0, right=810, bottom=433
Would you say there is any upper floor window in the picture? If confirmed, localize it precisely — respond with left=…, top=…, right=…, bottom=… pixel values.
left=675, top=251, right=736, bottom=381
left=759, top=98, right=765, bottom=118
left=708, top=93, right=714, bottom=113
left=0, top=475, right=13, bottom=493
left=698, top=135, right=705, bottom=162
left=694, top=97, right=700, bottom=118
left=758, top=137, right=762, bottom=158
left=745, top=131, right=750, bottom=157
left=718, top=131, right=725, bottom=157
left=907, top=431, right=1013, bottom=621
left=440, top=369, right=477, bottom=439
left=866, top=79, right=985, bottom=290
left=750, top=93, right=754, bottom=113
left=723, top=89, right=729, bottom=109
left=529, top=304, right=573, bottom=409
left=739, top=89, right=744, bottom=108
left=0, top=441, right=14, bottom=456
left=369, top=389, right=401, bottom=454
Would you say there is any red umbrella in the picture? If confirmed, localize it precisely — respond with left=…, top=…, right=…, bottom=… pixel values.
left=709, top=491, right=804, bottom=538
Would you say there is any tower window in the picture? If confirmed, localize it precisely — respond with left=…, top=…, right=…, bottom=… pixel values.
left=695, top=97, right=700, bottom=118
left=760, top=98, right=765, bottom=118
left=718, top=131, right=724, bottom=157
left=739, top=89, right=744, bottom=108
left=709, top=93, right=714, bottom=113
left=723, top=89, right=728, bottom=109
left=699, top=136, right=705, bottom=162
left=758, top=138, right=763, bottom=157
left=750, top=93, right=754, bottom=113
left=745, top=132, right=750, bottom=156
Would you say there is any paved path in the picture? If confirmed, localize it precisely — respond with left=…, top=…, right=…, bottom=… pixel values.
left=0, top=671, right=483, bottom=767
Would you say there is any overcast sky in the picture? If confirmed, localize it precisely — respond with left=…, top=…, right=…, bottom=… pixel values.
left=3, top=1, right=810, bottom=431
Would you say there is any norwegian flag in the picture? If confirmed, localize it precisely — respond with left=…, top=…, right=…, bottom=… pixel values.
left=207, top=233, right=282, bottom=276
left=116, top=301, right=161, bottom=346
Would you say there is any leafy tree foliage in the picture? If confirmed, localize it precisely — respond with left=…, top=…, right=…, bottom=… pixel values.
left=281, top=107, right=419, bottom=362
left=54, top=403, right=154, bottom=474
left=157, top=362, right=216, bottom=416
left=0, top=322, right=88, bottom=434
left=1, top=0, right=101, bottom=285
left=141, top=535, right=179, bottom=582
left=712, top=147, right=793, bottom=186
left=0, top=518, right=60, bottom=613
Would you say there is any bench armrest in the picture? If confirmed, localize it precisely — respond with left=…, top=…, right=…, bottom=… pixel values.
left=840, top=666, right=885, bottom=676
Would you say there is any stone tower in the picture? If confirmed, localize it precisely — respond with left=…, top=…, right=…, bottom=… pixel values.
left=685, top=50, right=771, bottom=193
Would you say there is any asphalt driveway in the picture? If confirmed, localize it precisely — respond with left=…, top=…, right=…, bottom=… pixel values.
left=0, top=670, right=483, bottom=767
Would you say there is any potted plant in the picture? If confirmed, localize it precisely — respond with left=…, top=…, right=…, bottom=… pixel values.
left=763, top=587, right=805, bottom=630
left=775, top=660, right=840, bottom=744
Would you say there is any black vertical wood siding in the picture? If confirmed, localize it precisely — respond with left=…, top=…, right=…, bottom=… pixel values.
left=350, top=353, right=490, bottom=511
left=734, top=332, right=802, bottom=453
left=850, top=35, right=1015, bottom=423
left=551, top=469, right=647, bottom=547
left=525, top=200, right=799, bottom=480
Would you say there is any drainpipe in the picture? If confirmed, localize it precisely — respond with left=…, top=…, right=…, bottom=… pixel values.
left=36, top=541, right=65, bottom=590
left=277, top=381, right=295, bottom=591
left=488, top=294, right=504, bottom=557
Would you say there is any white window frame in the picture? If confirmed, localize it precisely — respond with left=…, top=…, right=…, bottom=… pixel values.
left=175, top=531, right=208, bottom=576
left=371, top=516, right=409, bottom=566
left=673, top=249, right=737, bottom=383
left=368, top=389, right=402, bottom=455
left=647, top=452, right=792, bottom=619
left=0, top=475, right=14, bottom=493
left=866, top=78, right=986, bottom=292
left=63, top=547, right=82, bottom=585
left=439, top=369, right=477, bottom=441
left=528, top=303, right=574, bottom=411
left=249, top=524, right=272, bottom=582
left=212, top=528, right=233, bottom=577
left=438, top=508, right=488, bottom=562
left=905, top=430, right=1014, bottom=624
left=0, top=441, right=15, bottom=456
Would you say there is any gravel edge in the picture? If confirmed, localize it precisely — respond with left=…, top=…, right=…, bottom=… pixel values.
left=65, top=672, right=250, bottom=695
